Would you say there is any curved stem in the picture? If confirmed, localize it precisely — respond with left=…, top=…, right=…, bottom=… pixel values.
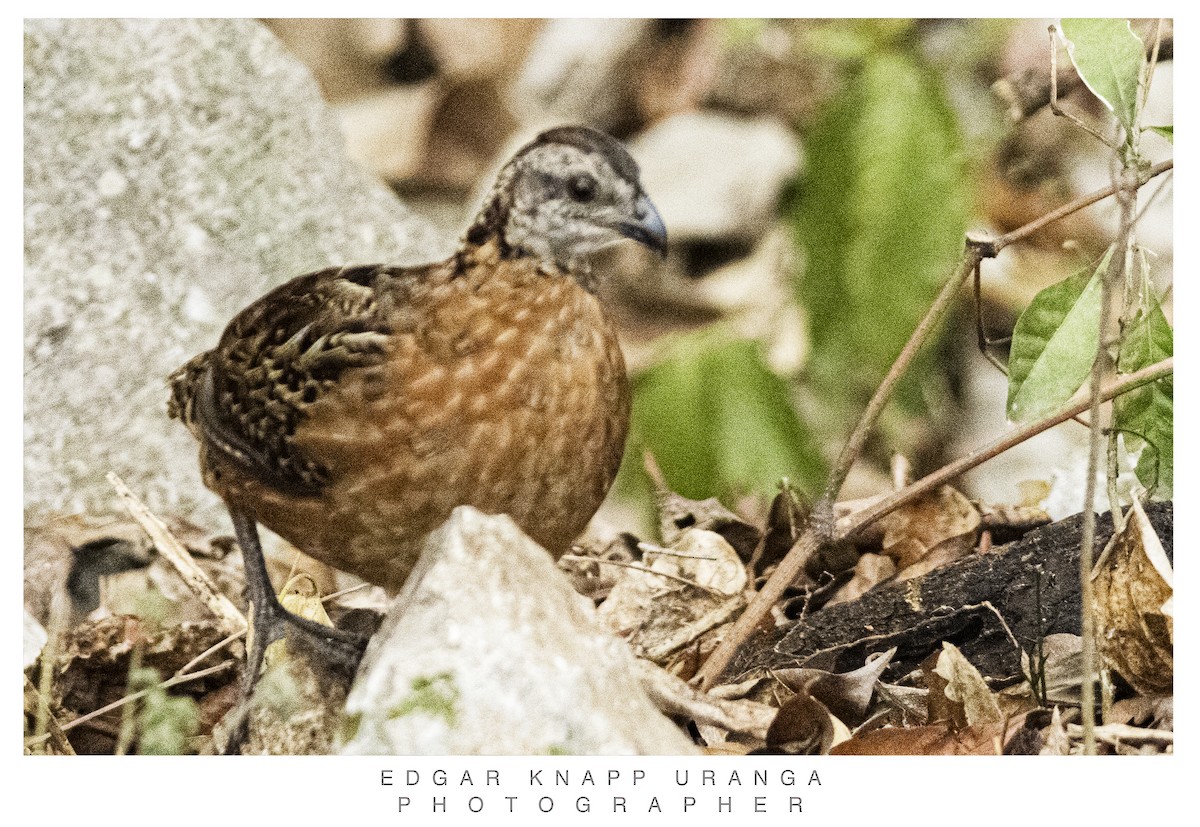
left=993, top=159, right=1172, bottom=253
left=695, top=156, right=1172, bottom=692
left=837, top=358, right=1172, bottom=540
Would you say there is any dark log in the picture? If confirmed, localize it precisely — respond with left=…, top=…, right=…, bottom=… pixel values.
left=732, top=502, right=1172, bottom=684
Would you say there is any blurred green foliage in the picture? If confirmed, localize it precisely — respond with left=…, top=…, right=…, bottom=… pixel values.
left=792, top=39, right=969, bottom=424
left=622, top=332, right=826, bottom=503
left=624, top=20, right=971, bottom=511
left=129, top=666, right=200, bottom=755
left=623, top=18, right=1170, bottom=519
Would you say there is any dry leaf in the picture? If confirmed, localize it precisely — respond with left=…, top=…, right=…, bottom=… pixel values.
left=703, top=741, right=754, bottom=755
left=832, top=716, right=1025, bottom=756
left=751, top=484, right=810, bottom=575
left=261, top=574, right=334, bottom=668
left=1039, top=706, right=1071, bottom=755
left=832, top=724, right=957, bottom=755
left=635, top=659, right=775, bottom=742
left=707, top=676, right=767, bottom=701
left=1091, top=498, right=1173, bottom=694
left=877, top=485, right=980, bottom=570
left=825, top=553, right=895, bottom=606
left=764, top=685, right=835, bottom=755
left=1011, top=633, right=1084, bottom=706
left=875, top=682, right=928, bottom=727
left=921, top=649, right=962, bottom=729
left=933, top=642, right=1002, bottom=728
left=596, top=528, right=747, bottom=662
left=1017, top=480, right=1052, bottom=508
left=1107, top=695, right=1172, bottom=730
left=889, top=539, right=972, bottom=584
left=773, top=647, right=896, bottom=727
left=647, top=454, right=762, bottom=562
left=977, top=500, right=1052, bottom=538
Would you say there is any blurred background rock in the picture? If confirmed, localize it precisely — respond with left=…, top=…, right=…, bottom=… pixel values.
left=25, top=18, right=1173, bottom=551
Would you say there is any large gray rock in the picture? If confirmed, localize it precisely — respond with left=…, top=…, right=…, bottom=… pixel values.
left=340, top=507, right=699, bottom=755
left=24, top=20, right=443, bottom=529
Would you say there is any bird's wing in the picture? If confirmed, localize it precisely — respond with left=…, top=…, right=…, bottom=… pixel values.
left=169, top=263, right=423, bottom=496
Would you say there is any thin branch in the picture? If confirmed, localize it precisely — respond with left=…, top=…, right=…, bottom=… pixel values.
left=696, top=531, right=820, bottom=690
left=175, top=629, right=245, bottom=678
left=60, top=660, right=235, bottom=733
left=837, top=358, right=1172, bottom=539
left=637, top=541, right=720, bottom=560
left=558, top=554, right=726, bottom=596
left=816, top=247, right=983, bottom=526
left=992, top=160, right=1172, bottom=253
left=1066, top=722, right=1173, bottom=747
left=1131, top=170, right=1173, bottom=228
left=973, top=259, right=1011, bottom=374
left=1078, top=159, right=1142, bottom=755
left=107, top=472, right=247, bottom=635
left=322, top=581, right=371, bottom=603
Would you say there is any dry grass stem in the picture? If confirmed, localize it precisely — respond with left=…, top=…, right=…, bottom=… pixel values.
left=107, top=471, right=247, bottom=634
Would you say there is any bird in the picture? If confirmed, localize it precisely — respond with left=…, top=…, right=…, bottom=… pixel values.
left=168, top=125, right=667, bottom=691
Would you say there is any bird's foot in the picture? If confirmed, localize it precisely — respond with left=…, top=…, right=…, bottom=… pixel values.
left=258, top=600, right=371, bottom=676
left=220, top=603, right=370, bottom=755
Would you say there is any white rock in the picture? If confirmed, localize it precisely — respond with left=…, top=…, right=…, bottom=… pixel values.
left=340, top=507, right=699, bottom=755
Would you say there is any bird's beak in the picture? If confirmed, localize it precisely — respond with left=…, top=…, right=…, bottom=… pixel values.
left=618, top=193, right=668, bottom=258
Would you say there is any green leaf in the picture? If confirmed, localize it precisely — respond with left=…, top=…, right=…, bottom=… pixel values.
left=1147, top=125, right=1173, bottom=143
left=1115, top=297, right=1173, bottom=496
left=129, top=667, right=200, bottom=755
left=626, top=333, right=825, bottom=501
left=804, top=20, right=915, bottom=60
left=1007, top=247, right=1114, bottom=422
left=1060, top=18, right=1145, bottom=137
left=792, top=49, right=968, bottom=416
left=721, top=19, right=768, bottom=47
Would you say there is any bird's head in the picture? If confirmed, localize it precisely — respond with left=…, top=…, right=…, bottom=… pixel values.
left=465, top=125, right=667, bottom=278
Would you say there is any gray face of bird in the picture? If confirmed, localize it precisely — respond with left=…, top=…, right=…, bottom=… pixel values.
left=503, top=142, right=667, bottom=269
left=465, top=127, right=668, bottom=274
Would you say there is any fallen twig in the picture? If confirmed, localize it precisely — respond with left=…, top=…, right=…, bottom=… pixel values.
left=60, top=660, right=235, bottom=733
left=559, top=554, right=726, bottom=596
left=107, top=472, right=247, bottom=635
left=1066, top=723, right=1173, bottom=747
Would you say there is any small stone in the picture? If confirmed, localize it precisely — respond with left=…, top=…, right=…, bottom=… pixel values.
left=630, top=111, right=802, bottom=240
left=96, top=168, right=128, bottom=197
left=340, top=507, right=698, bottom=755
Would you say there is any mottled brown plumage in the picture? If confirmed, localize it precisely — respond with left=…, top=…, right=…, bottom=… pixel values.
left=171, top=239, right=631, bottom=591
left=168, top=126, right=666, bottom=714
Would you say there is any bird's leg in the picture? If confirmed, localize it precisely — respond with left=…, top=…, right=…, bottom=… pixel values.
left=222, top=508, right=369, bottom=753
left=230, top=507, right=370, bottom=681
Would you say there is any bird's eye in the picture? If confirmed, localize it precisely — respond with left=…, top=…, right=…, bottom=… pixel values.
left=567, top=173, right=598, bottom=203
